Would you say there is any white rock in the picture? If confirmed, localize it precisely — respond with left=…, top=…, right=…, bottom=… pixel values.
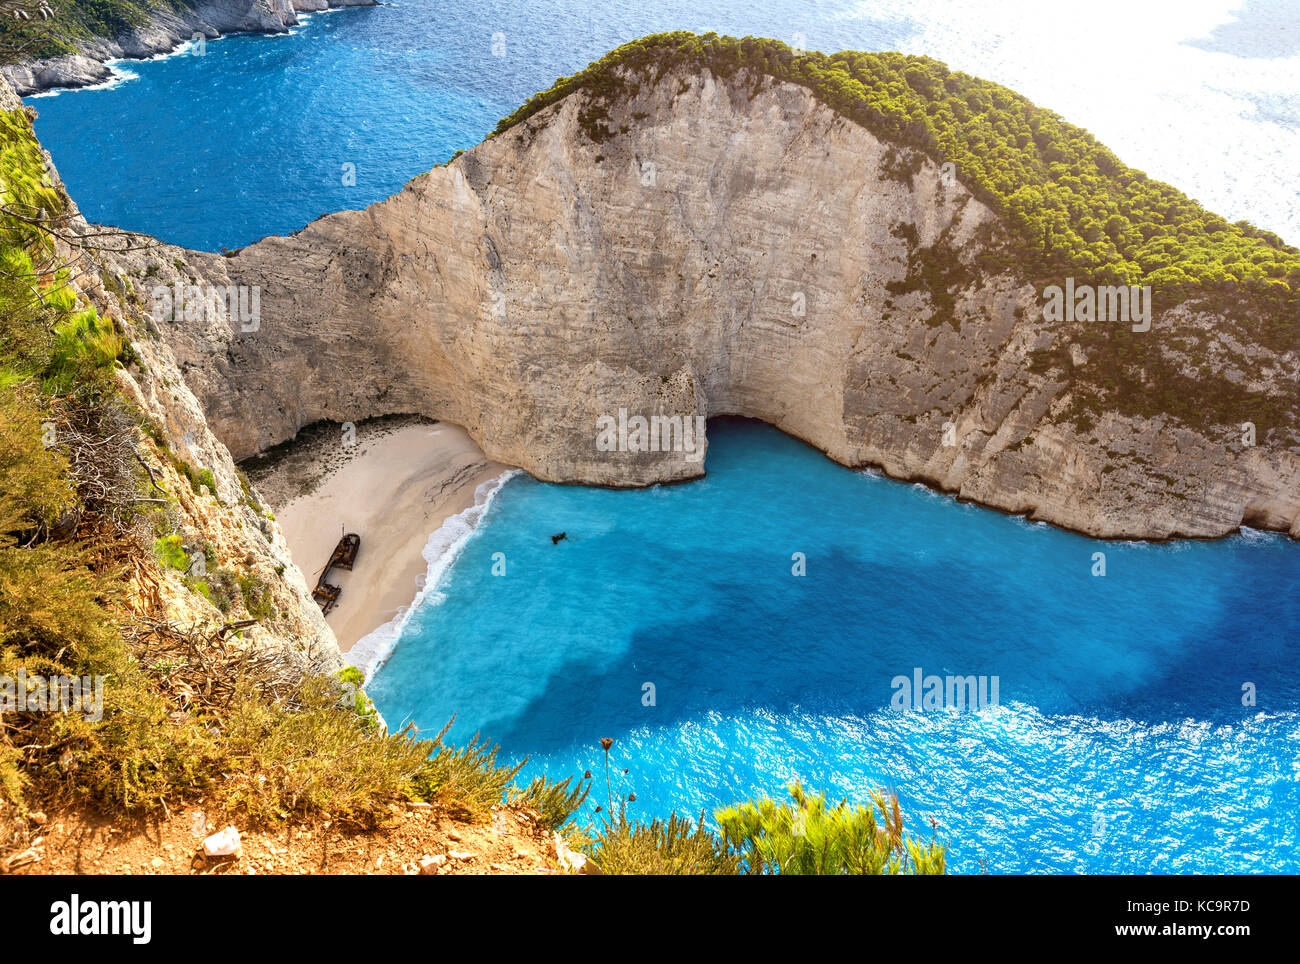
left=552, top=833, right=597, bottom=874
left=153, top=70, right=1300, bottom=543
left=202, top=825, right=241, bottom=857
left=418, top=854, right=447, bottom=874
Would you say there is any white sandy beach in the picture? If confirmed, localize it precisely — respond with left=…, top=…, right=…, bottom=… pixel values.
left=264, top=421, right=510, bottom=653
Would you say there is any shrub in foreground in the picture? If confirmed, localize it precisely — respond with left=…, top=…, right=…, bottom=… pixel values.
left=584, top=809, right=741, bottom=875
left=717, top=781, right=946, bottom=875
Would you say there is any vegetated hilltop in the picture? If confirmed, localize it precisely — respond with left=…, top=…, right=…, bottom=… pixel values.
left=493, top=32, right=1299, bottom=426
left=497, top=34, right=1299, bottom=308
left=0, top=0, right=195, bottom=60
left=148, top=32, right=1297, bottom=541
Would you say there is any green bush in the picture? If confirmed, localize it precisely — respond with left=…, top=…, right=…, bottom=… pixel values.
left=716, top=781, right=946, bottom=875
left=409, top=718, right=525, bottom=818
left=586, top=809, right=740, bottom=875
left=0, top=385, right=75, bottom=535
left=152, top=533, right=188, bottom=571
left=219, top=677, right=430, bottom=827
left=194, top=467, right=218, bottom=499
left=578, top=737, right=942, bottom=875
left=514, top=773, right=591, bottom=831
left=237, top=572, right=273, bottom=619
left=0, top=531, right=227, bottom=811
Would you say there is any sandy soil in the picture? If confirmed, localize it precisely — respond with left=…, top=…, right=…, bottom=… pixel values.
left=4, top=799, right=561, bottom=875
left=246, top=418, right=510, bottom=653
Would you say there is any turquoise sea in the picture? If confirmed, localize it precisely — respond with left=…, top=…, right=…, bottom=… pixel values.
left=26, top=0, right=1300, bottom=872
left=365, top=419, right=1300, bottom=874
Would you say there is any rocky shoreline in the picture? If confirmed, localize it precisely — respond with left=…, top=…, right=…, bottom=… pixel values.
left=1, top=0, right=378, bottom=96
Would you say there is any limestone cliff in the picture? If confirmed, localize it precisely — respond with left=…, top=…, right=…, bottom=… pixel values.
left=111, top=65, right=1299, bottom=541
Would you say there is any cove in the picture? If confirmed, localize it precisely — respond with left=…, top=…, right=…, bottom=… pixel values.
left=366, top=418, right=1300, bottom=874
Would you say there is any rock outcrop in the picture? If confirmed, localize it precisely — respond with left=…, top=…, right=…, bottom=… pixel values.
left=1, top=78, right=340, bottom=666
left=110, top=65, right=1299, bottom=541
left=2, top=0, right=377, bottom=95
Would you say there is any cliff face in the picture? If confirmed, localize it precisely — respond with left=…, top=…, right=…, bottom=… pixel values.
left=121, top=66, right=1299, bottom=540
left=1, top=79, right=339, bottom=668
left=1, top=0, right=376, bottom=95
left=103, top=275, right=342, bottom=670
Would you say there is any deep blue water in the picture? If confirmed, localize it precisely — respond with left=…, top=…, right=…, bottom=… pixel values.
left=25, top=0, right=1300, bottom=250
left=368, top=419, right=1300, bottom=874
left=27, top=0, right=916, bottom=250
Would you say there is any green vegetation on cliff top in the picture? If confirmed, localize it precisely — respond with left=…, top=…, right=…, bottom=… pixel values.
left=494, top=32, right=1300, bottom=320
left=0, top=0, right=188, bottom=62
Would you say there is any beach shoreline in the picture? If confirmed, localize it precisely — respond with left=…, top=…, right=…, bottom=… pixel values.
left=246, top=417, right=511, bottom=654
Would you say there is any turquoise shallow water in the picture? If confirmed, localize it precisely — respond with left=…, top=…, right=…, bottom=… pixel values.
left=368, top=419, right=1300, bottom=874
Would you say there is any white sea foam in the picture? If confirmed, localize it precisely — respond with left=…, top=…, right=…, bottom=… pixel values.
left=29, top=62, right=139, bottom=97
left=1235, top=525, right=1283, bottom=545
left=140, top=39, right=206, bottom=61
left=910, top=481, right=952, bottom=501
left=26, top=36, right=223, bottom=98
left=347, top=469, right=522, bottom=683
